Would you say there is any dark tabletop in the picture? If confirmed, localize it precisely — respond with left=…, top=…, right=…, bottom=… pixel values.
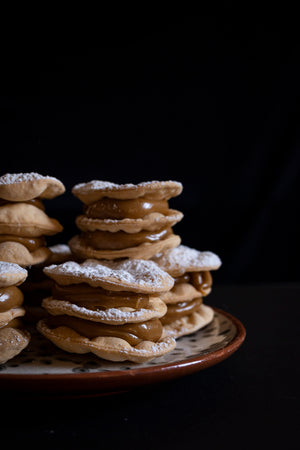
left=2, top=283, right=299, bottom=449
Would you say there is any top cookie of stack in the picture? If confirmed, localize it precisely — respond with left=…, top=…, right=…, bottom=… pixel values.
left=0, top=173, right=65, bottom=267
left=69, top=180, right=183, bottom=260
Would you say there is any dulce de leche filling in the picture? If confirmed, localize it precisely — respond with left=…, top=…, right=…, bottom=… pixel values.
left=80, top=227, right=173, bottom=250
left=83, top=197, right=170, bottom=220
left=161, top=297, right=203, bottom=325
left=0, top=286, right=24, bottom=312
left=0, top=198, right=45, bottom=210
left=0, top=235, right=47, bottom=251
left=160, top=271, right=213, bottom=325
left=52, top=283, right=150, bottom=310
left=175, top=271, right=213, bottom=296
left=45, top=315, right=163, bottom=345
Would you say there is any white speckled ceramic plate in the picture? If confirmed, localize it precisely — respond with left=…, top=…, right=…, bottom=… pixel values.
left=0, top=308, right=245, bottom=397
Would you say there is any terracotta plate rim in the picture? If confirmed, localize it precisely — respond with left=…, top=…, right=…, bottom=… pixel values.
left=0, top=307, right=246, bottom=396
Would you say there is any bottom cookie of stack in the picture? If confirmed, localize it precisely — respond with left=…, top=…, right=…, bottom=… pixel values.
left=0, top=262, right=31, bottom=364
left=37, top=258, right=176, bottom=363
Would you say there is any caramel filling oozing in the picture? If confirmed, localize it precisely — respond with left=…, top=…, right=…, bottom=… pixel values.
left=0, top=286, right=24, bottom=312
left=0, top=198, right=45, bottom=210
left=46, top=315, right=163, bottom=345
left=189, top=271, right=213, bottom=295
left=83, top=198, right=170, bottom=220
left=0, top=235, right=47, bottom=251
left=52, top=283, right=150, bottom=310
left=1, top=317, right=23, bottom=330
left=161, top=297, right=203, bottom=325
left=175, top=271, right=213, bottom=296
left=81, top=227, right=173, bottom=250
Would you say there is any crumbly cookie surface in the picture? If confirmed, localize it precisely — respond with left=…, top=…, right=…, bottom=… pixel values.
left=42, top=296, right=167, bottom=325
left=152, top=245, right=222, bottom=277
left=0, top=261, right=28, bottom=287
left=0, top=172, right=65, bottom=201
left=37, top=319, right=176, bottom=363
left=72, top=180, right=183, bottom=204
left=43, top=258, right=174, bottom=293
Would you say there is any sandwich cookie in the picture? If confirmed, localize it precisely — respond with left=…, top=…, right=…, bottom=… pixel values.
left=69, top=180, right=183, bottom=260
left=0, top=173, right=65, bottom=267
left=152, top=245, right=222, bottom=338
left=37, top=258, right=176, bottom=362
left=0, top=261, right=30, bottom=364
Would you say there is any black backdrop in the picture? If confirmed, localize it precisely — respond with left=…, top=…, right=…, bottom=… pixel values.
left=1, top=6, right=299, bottom=284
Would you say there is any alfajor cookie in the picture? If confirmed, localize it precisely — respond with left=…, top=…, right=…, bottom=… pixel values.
left=37, top=258, right=176, bottom=362
left=69, top=180, right=183, bottom=260
left=0, top=172, right=65, bottom=202
left=0, top=261, right=30, bottom=364
left=0, top=172, right=65, bottom=267
left=152, top=245, right=222, bottom=338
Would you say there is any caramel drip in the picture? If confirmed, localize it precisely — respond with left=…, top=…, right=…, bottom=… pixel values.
left=46, top=315, right=163, bottom=345
left=0, top=235, right=46, bottom=251
left=161, top=297, right=203, bottom=325
left=0, top=286, right=24, bottom=312
left=189, top=271, right=213, bottom=295
left=52, top=283, right=150, bottom=309
left=81, top=227, right=173, bottom=250
left=0, top=198, right=45, bottom=210
left=174, top=271, right=213, bottom=296
left=83, top=198, right=169, bottom=219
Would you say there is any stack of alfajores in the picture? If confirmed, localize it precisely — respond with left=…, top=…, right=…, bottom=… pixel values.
left=0, top=261, right=30, bottom=364
left=38, top=180, right=221, bottom=363
left=0, top=172, right=65, bottom=267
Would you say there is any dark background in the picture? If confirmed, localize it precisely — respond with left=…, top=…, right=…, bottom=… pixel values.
left=1, top=8, right=299, bottom=449
left=1, top=5, right=299, bottom=285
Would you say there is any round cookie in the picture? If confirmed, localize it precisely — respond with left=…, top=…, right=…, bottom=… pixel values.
left=69, top=233, right=181, bottom=261
left=0, top=261, right=28, bottom=287
left=43, top=258, right=174, bottom=293
left=38, top=258, right=177, bottom=362
left=72, top=180, right=183, bottom=204
left=0, top=306, right=26, bottom=327
left=152, top=245, right=222, bottom=277
left=37, top=320, right=176, bottom=363
left=41, top=296, right=167, bottom=325
left=0, top=242, right=51, bottom=267
left=0, top=203, right=63, bottom=236
left=0, top=172, right=65, bottom=202
left=75, top=209, right=183, bottom=233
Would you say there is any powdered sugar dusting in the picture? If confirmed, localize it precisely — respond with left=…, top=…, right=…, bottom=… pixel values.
left=73, top=180, right=136, bottom=193
left=0, top=172, right=58, bottom=185
left=69, top=303, right=155, bottom=321
left=72, top=180, right=182, bottom=193
left=0, top=261, right=28, bottom=276
left=49, top=244, right=72, bottom=257
left=44, top=258, right=174, bottom=292
left=152, top=245, right=222, bottom=275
